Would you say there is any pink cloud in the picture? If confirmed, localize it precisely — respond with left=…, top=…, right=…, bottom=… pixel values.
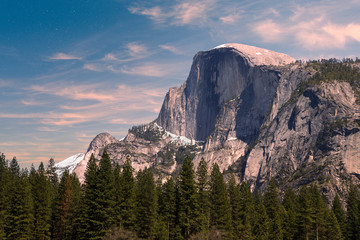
left=49, top=53, right=82, bottom=60
left=220, top=13, right=241, bottom=24
left=159, top=44, right=183, bottom=55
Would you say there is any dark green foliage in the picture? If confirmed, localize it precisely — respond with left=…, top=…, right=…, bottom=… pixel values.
left=52, top=171, right=81, bottom=240
left=29, top=162, right=53, bottom=240
left=196, top=158, right=210, bottom=234
left=4, top=158, right=34, bottom=240
left=332, top=194, right=346, bottom=237
left=252, top=191, right=269, bottom=240
left=159, top=177, right=177, bottom=239
left=78, top=154, right=102, bottom=239
left=346, top=185, right=360, bottom=240
left=326, top=211, right=343, bottom=240
left=282, top=188, right=298, bottom=240
left=178, top=155, right=200, bottom=239
left=209, top=163, right=231, bottom=234
left=134, top=168, right=157, bottom=238
left=97, top=150, right=116, bottom=233
left=2, top=150, right=360, bottom=239
left=118, top=156, right=136, bottom=229
left=103, top=226, right=141, bottom=240
left=128, top=124, right=163, bottom=142
left=263, top=179, right=284, bottom=240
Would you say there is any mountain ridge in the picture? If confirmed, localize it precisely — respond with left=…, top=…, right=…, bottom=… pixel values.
left=56, top=43, right=360, bottom=201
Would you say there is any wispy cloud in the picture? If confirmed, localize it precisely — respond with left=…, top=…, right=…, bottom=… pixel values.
left=28, top=83, right=117, bottom=102
left=253, top=17, right=360, bottom=50
left=83, top=63, right=104, bottom=72
left=49, top=53, right=82, bottom=60
left=127, top=42, right=147, bottom=57
left=129, top=0, right=224, bottom=27
left=220, top=13, right=241, bottom=24
left=20, top=99, right=46, bottom=106
left=159, top=44, right=183, bottom=55
left=250, top=1, right=360, bottom=51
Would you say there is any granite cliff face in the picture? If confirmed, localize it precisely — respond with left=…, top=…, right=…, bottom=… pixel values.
left=66, top=43, right=360, bottom=199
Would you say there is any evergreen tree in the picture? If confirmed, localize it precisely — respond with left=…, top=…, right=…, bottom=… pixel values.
left=119, top=156, right=136, bottom=230
left=96, top=150, right=115, bottom=235
left=5, top=159, right=34, bottom=240
left=52, top=170, right=82, bottom=240
left=135, top=168, right=158, bottom=238
left=252, top=191, right=269, bottom=240
left=308, top=184, right=328, bottom=240
left=52, top=170, right=73, bottom=240
left=263, top=179, right=283, bottom=240
left=113, top=163, right=122, bottom=225
left=238, top=181, right=255, bottom=239
left=283, top=188, right=298, bottom=240
left=159, top=177, right=177, bottom=240
left=0, top=153, right=8, bottom=239
left=325, top=210, right=343, bottom=240
left=78, top=154, right=101, bottom=239
left=332, top=194, right=346, bottom=237
left=29, top=162, right=53, bottom=240
left=296, top=186, right=312, bottom=240
left=196, top=158, right=210, bottom=234
left=346, top=185, right=360, bottom=240
left=209, top=163, right=231, bottom=234
left=178, top=155, right=199, bottom=239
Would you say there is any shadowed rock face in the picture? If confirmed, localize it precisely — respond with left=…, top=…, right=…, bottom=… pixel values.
left=156, top=46, right=290, bottom=142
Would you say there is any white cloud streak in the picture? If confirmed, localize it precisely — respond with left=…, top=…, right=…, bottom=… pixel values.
left=49, top=53, right=82, bottom=60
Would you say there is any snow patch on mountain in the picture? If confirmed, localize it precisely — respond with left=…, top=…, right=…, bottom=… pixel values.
left=55, top=153, right=84, bottom=177
left=213, top=43, right=295, bottom=66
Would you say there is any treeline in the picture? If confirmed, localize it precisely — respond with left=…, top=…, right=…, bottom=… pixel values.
left=1, top=152, right=360, bottom=240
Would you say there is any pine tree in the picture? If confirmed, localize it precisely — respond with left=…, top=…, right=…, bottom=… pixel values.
left=29, top=162, right=52, bottom=240
left=178, top=155, right=199, bottom=239
left=252, top=191, right=269, bottom=240
left=119, top=156, right=136, bottom=230
left=283, top=188, right=298, bottom=240
left=196, top=158, right=210, bottom=235
left=296, top=186, right=312, bottom=240
left=308, top=184, right=328, bottom=240
left=78, top=154, right=101, bottom=239
left=228, top=175, right=242, bottom=239
left=325, top=210, right=343, bottom=240
left=346, top=185, right=360, bottom=240
left=135, top=168, right=157, bottom=238
left=52, top=170, right=73, bottom=240
left=263, top=179, right=283, bottom=240
left=238, top=181, right=255, bottom=239
left=0, top=153, right=8, bottom=239
left=96, top=150, right=115, bottom=235
left=209, top=163, right=231, bottom=234
left=332, top=194, right=346, bottom=238
left=52, top=170, right=82, bottom=240
left=113, top=163, right=122, bottom=225
left=5, top=158, right=34, bottom=239
left=159, top=177, right=177, bottom=240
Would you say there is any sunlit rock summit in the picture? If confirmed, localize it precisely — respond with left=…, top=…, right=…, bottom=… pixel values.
left=58, top=43, right=360, bottom=200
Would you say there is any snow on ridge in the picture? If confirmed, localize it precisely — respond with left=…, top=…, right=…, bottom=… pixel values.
left=153, top=122, right=198, bottom=145
left=212, top=43, right=295, bottom=66
left=55, top=153, right=84, bottom=176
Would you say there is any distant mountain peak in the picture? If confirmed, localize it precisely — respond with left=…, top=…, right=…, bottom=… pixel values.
left=213, top=43, right=295, bottom=66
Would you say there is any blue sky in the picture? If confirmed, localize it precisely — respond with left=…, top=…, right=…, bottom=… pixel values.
left=1, top=0, right=360, bottom=167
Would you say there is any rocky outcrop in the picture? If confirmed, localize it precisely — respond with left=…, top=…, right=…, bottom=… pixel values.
left=67, top=43, right=360, bottom=200
left=73, top=132, right=119, bottom=183
left=156, top=44, right=295, bottom=141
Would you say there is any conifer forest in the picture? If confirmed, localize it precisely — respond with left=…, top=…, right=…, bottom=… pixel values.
left=0, top=151, right=360, bottom=240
